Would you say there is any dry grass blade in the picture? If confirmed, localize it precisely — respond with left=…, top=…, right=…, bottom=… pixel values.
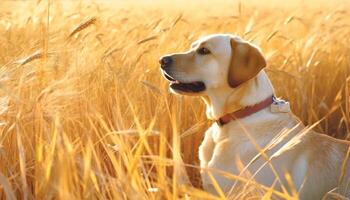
left=284, top=16, right=295, bottom=25
left=141, top=80, right=162, bottom=94
left=0, top=173, right=16, bottom=200
left=267, top=30, right=279, bottom=42
left=207, top=171, right=227, bottom=199
left=180, top=121, right=207, bottom=138
left=69, top=17, right=97, bottom=38
left=14, top=50, right=44, bottom=65
left=0, top=96, right=9, bottom=115
left=171, top=14, right=183, bottom=27
left=137, top=35, right=158, bottom=45
left=244, top=17, right=254, bottom=36
left=103, top=47, right=121, bottom=59
left=339, top=146, right=350, bottom=185
left=107, top=129, right=160, bottom=136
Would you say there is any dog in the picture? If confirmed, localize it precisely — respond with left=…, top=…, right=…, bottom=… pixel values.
left=159, top=34, right=350, bottom=199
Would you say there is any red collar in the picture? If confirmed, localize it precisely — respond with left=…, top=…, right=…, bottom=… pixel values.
left=216, top=95, right=274, bottom=126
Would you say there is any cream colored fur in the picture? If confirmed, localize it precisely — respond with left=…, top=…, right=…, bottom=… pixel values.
left=160, top=34, right=350, bottom=199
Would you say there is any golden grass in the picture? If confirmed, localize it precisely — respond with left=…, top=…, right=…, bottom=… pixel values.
left=0, top=0, right=349, bottom=199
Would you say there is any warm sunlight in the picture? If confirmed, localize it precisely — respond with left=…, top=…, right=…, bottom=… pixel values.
left=0, top=0, right=349, bottom=199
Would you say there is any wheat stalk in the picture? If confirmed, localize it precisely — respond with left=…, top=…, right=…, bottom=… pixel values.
left=69, top=17, right=97, bottom=38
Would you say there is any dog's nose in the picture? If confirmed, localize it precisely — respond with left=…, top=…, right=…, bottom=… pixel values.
left=159, top=56, right=173, bottom=68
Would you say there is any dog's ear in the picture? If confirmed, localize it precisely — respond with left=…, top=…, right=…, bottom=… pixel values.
left=228, top=39, right=266, bottom=88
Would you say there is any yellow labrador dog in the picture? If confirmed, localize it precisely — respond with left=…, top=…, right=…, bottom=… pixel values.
left=159, top=34, right=350, bottom=199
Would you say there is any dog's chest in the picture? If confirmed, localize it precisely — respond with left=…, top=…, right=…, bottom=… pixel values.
left=204, top=113, right=297, bottom=183
left=210, top=116, right=276, bottom=143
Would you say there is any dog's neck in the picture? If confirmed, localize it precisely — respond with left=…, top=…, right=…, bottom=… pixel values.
left=202, top=70, right=275, bottom=120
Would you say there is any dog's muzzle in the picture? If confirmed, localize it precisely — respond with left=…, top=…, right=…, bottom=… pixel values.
left=159, top=56, right=206, bottom=93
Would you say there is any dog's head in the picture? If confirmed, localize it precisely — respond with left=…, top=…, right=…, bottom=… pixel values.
left=159, top=34, right=266, bottom=95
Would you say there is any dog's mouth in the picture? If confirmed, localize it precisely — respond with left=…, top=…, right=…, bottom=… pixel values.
left=162, top=71, right=206, bottom=93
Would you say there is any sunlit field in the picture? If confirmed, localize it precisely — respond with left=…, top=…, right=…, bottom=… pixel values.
left=0, top=0, right=349, bottom=199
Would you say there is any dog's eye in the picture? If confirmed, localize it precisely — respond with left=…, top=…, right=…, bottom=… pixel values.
left=197, top=47, right=211, bottom=55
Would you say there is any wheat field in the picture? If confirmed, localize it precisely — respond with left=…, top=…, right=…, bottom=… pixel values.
left=0, top=0, right=349, bottom=199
